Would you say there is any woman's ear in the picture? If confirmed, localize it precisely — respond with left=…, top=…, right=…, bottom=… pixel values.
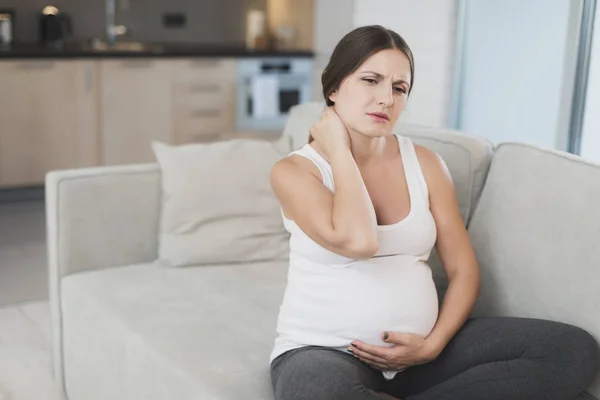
left=328, top=89, right=338, bottom=103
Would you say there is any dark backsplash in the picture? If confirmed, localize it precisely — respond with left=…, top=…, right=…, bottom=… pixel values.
left=0, top=0, right=266, bottom=44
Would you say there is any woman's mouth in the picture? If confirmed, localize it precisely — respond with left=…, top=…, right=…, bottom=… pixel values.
left=367, top=112, right=390, bottom=122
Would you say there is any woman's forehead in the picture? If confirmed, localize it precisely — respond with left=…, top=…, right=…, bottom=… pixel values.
left=358, top=49, right=411, bottom=80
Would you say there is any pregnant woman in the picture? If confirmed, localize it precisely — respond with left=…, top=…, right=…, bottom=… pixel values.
left=269, top=25, right=599, bottom=400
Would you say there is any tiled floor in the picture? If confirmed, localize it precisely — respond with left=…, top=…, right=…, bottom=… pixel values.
left=0, top=300, right=65, bottom=399
left=0, top=199, right=65, bottom=398
left=0, top=200, right=48, bottom=306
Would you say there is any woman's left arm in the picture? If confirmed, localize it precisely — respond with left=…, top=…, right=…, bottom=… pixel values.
left=349, top=146, right=481, bottom=369
left=417, top=145, right=481, bottom=359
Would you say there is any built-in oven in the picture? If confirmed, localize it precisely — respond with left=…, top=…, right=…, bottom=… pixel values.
left=235, top=57, right=313, bottom=132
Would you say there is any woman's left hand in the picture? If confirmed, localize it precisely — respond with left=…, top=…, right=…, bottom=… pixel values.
left=348, top=331, right=439, bottom=371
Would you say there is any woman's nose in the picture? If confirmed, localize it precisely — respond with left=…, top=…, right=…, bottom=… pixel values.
left=377, top=86, right=394, bottom=107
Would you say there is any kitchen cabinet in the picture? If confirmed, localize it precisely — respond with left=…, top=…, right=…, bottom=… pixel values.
left=0, top=60, right=98, bottom=187
left=170, top=59, right=237, bottom=144
left=99, top=59, right=173, bottom=165
left=0, top=56, right=274, bottom=187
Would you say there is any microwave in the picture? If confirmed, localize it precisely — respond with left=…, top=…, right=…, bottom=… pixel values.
left=235, top=58, right=313, bottom=132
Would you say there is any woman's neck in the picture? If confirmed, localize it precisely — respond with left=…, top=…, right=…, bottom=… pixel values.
left=348, top=130, right=390, bottom=165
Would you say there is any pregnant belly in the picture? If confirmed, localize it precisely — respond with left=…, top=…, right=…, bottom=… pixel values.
left=280, top=256, right=440, bottom=348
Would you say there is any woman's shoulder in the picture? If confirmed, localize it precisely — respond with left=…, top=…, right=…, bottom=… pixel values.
left=270, top=151, right=323, bottom=186
left=412, top=143, right=443, bottom=166
left=411, top=142, right=453, bottom=190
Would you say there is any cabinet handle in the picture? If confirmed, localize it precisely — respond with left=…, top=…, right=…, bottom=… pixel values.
left=15, top=61, right=55, bottom=70
left=188, top=84, right=221, bottom=93
left=85, top=65, right=94, bottom=94
left=120, top=60, right=154, bottom=68
left=189, top=109, right=222, bottom=118
left=188, top=60, right=220, bottom=68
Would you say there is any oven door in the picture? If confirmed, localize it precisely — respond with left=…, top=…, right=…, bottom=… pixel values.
left=236, top=74, right=311, bottom=132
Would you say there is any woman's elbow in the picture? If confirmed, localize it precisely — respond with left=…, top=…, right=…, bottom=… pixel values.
left=346, top=237, right=379, bottom=259
left=323, top=229, right=379, bottom=259
left=448, top=263, right=481, bottom=290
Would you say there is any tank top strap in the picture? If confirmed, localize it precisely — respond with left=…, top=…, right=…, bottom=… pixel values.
left=288, top=144, right=335, bottom=191
left=396, top=135, right=430, bottom=205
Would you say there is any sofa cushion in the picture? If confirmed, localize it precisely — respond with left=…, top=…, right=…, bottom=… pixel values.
left=282, top=102, right=325, bottom=150
left=61, top=261, right=289, bottom=400
left=468, top=143, right=600, bottom=397
left=395, top=124, right=494, bottom=225
left=282, top=102, right=495, bottom=299
left=151, top=138, right=292, bottom=267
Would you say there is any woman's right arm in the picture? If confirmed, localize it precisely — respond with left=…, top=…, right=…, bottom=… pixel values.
left=270, top=149, right=379, bottom=259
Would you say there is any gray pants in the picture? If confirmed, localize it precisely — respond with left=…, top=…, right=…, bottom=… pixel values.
left=270, top=317, right=600, bottom=400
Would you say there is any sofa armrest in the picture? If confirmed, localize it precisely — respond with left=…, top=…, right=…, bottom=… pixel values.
left=46, top=163, right=161, bottom=278
left=468, top=143, right=600, bottom=396
left=45, top=163, right=162, bottom=390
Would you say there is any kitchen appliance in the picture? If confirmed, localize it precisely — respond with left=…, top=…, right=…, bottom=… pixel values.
left=0, top=9, right=15, bottom=47
left=39, top=6, right=72, bottom=45
left=236, top=58, right=313, bottom=132
left=245, top=10, right=267, bottom=49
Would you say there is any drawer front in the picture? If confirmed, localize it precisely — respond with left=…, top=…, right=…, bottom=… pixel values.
left=175, top=131, right=221, bottom=143
left=173, top=83, right=232, bottom=108
left=173, top=108, right=232, bottom=144
left=172, top=59, right=236, bottom=84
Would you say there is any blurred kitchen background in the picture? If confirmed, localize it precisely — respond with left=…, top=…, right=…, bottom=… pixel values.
left=0, top=1, right=598, bottom=397
left=0, top=0, right=313, bottom=46
left=0, top=0, right=598, bottom=306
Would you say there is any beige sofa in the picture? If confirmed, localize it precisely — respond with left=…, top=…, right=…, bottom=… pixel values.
left=46, top=102, right=600, bottom=399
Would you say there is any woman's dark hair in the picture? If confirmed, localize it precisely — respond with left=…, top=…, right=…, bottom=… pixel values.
left=322, top=25, right=415, bottom=107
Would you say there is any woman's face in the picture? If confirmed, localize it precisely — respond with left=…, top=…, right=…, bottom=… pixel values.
left=329, top=49, right=412, bottom=138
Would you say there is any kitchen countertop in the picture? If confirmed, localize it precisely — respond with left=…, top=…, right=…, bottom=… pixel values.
left=0, top=42, right=315, bottom=59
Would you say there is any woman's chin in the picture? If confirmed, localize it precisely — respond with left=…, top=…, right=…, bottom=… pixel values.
left=358, top=128, right=394, bottom=138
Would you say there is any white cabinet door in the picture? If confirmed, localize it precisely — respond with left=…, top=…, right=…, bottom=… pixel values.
left=100, top=59, right=172, bottom=165
left=171, top=59, right=236, bottom=144
left=0, top=60, right=98, bottom=187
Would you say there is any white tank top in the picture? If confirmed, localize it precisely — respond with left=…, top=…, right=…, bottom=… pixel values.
left=270, top=135, right=439, bottom=380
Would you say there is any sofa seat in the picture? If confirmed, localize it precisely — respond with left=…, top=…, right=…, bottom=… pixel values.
left=61, top=261, right=289, bottom=400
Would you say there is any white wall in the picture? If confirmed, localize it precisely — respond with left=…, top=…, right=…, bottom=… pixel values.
left=458, top=0, right=577, bottom=150
left=580, top=3, right=600, bottom=163
left=353, top=0, right=458, bottom=128
left=311, top=0, right=356, bottom=102
left=311, top=0, right=458, bottom=128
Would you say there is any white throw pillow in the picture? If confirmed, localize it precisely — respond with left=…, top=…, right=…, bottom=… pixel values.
left=151, top=137, right=292, bottom=267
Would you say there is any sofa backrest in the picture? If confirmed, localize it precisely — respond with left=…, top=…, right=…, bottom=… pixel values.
left=468, top=143, right=600, bottom=396
left=396, top=124, right=494, bottom=225
left=282, top=102, right=325, bottom=150
left=282, top=103, right=495, bottom=295
left=283, top=102, right=494, bottom=223
left=397, top=124, right=494, bottom=297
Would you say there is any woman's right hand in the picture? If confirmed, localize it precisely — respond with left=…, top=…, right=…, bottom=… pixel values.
left=309, top=107, right=351, bottom=159
left=272, top=105, right=379, bottom=260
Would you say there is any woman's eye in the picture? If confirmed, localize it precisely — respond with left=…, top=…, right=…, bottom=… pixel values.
left=363, top=78, right=377, bottom=84
left=394, top=87, right=407, bottom=94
